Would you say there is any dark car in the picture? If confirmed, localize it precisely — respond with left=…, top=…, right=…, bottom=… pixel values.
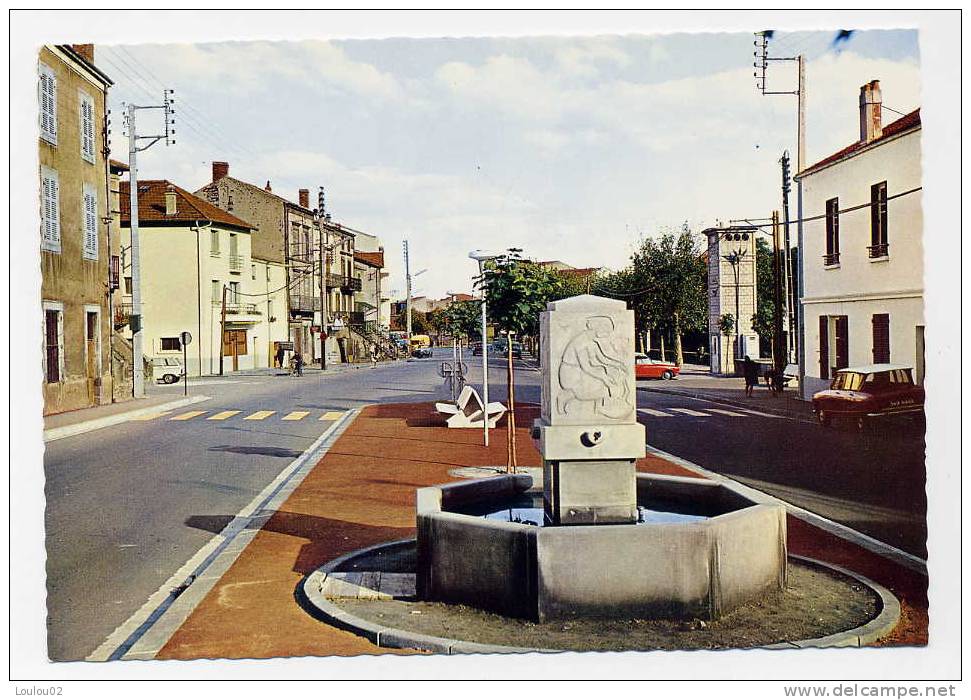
left=492, top=340, right=523, bottom=359
left=411, top=347, right=433, bottom=359
left=471, top=341, right=483, bottom=356
left=812, top=364, right=924, bottom=430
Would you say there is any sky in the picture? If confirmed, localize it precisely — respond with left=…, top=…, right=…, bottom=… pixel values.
left=97, top=29, right=920, bottom=301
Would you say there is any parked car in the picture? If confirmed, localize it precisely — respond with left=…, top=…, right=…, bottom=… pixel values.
left=471, top=341, right=483, bottom=356
left=492, top=340, right=523, bottom=359
left=151, top=356, right=185, bottom=384
left=634, top=353, right=679, bottom=380
left=811, top=364, right=924, bottom=430
left=411, top=347, right=433, bottom=359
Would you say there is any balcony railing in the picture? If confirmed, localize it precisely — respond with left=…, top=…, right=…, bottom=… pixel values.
left=225, top=302, right=261, bottom=315
left=113, top=301, right=132, bottom=328
left=229, top=254, right=244, bottom=272
left=867, top=243, right=889, bottom=259
left=325, top=273, right=344, bottom=288
left=823, top=253, right=841, bottom=266
left=289, top=294, right=321, bottom=313
left=342, top=276, right=363, bottom=292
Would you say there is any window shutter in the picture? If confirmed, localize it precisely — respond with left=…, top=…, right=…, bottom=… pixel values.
left=83, top=186, right=98, bottom=260
left=39, top=67, right=57, bottom=144
left=818, top=316, right=829, bottom=380
left=41, top=170, right=61, bottom=252
left=872, top=314, right=890, bottom=364
left=835, top=316, right=849, bottom=372
left=80, top=94, right=95, bottom=162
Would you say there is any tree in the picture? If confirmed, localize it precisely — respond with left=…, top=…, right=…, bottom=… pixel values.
left=435, top=299, right=482, bottom=340
left=719, top=313, right=735, bottom=338
left=628, top=223, right=707, bottom=366
left=393, top=309, right=430, bottom=335
left=480, top=249, right=561, bottom=470
left=751, top=237, right=776, bottom=356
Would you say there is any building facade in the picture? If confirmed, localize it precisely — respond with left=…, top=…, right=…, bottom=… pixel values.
left=196, top=163, right=320, bottom=362
left=119, top=180, right=285, bottom=375
left=703, top=225, right=759, bottom=374
left=796, top=82, right=923, bottom=399
left=38, top=44, right=119, bottom=415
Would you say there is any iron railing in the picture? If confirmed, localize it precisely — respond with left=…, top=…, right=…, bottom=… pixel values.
left=868, top=243, right=889, bottom=259
left=289, top=294, right=321, bottom=312
left=823, top=253, right=841, bottom=266
left=229, top=254, right=244, bottom=272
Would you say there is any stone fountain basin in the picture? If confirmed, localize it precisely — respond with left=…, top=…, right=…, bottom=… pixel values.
left=416, top=473, right=787, bottom=622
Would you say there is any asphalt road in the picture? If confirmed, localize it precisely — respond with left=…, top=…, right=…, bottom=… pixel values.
left=44, top=349, right=926, bottom=661
left=43, top=355, right=451, bottom=662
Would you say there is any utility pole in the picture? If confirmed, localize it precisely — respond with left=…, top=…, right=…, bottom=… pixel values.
left=771, top=211, right=786, bottom=372
left=780, top=152, right=795, bottom=363
left=403, top=240, right=412, bottom=346
left=755, top=30, right=805, bottom=371
left=126, top=91, right=175, bottom=397
left=318, top=187, right=328, bottom=370
left=219, top=284, right=227, bottom=376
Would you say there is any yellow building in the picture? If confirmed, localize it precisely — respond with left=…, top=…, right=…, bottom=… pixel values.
left=39, top=44, right=120, bottom=415
left=119, top=180, right=288, bottom=376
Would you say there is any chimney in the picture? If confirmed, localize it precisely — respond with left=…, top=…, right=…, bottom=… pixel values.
left=859, top=80, right=883, bottom=144
left=72, top=44, right=94, bottom=63
left=298, top=189, right=310, bottom=209
left=265, top=180, right=272, bottom=192
left=165, top=184, right=177, bottom=216
left=212, top=161, right=229, bottom=181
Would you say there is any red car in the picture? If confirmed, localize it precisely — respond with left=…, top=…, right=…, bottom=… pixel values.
left=634, top=353, right=680, bottom=380
left=812, top=364, right=924, bottom=430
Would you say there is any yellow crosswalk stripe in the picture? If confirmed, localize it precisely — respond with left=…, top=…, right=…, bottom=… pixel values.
left=130, top=411, right=171, bottom=421
left=243, top=410, right=275, bottom=421
left=320, top=411, right=344, bottom=421
left=282, top=411, right=309, bottom=421
left=170, top=410, right=206, bottom=421
left=208, top=410, right=241, bottom=421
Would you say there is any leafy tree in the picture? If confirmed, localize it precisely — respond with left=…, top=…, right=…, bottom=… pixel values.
left=719, top=313, right=735, bottom=337
left=751, top=237, right=776, bottom=354
left=436, top=299, right=482, bottom=340
left=479, top=249, right=561, bottom=469
left=393, top=309, right=430, bottom=335
left=627, top=223, right=707, bottom=366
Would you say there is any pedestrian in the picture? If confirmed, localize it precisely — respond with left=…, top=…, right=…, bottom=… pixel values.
left=742, top=355, right=759, bottom=397
left=275, top=345, right=285, bottom=369
left=294, top=351, right=304, bottom=377
left=370, top=344, right=378, bottom=367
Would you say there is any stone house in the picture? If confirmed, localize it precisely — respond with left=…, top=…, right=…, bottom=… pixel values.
left=796, top=81, right=923, bottom=399
left=38, top=44, right=121, bottom=414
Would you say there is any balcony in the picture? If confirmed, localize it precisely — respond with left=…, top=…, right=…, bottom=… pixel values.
left=325, top=273, right=345, bottom=289
left=868, top=243, right=889, bottom=259
left=229, top=254, right=244, bottom=272
left=289, top=294, right=321, bottom=315
left=114, top=301, right=132, bottom=329
left=341, top=276, right=363, bottom=292
left=225, top=301, right=261, bottom=315
left=823, top=253, right=840, bottom=266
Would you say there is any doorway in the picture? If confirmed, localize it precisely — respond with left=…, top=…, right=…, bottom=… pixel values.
left=223, top=329, right=248, bottom=371
left=84, top=306, right=101, bottom=404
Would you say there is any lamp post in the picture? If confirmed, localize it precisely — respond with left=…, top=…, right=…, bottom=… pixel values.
left=469, top=250, right=499, bottom=447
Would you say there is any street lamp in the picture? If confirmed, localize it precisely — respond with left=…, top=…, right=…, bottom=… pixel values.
left=469, top=250, right=500, bottom=447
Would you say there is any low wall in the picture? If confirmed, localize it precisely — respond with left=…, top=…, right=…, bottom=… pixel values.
left=416, top=473, right=787, bottom=622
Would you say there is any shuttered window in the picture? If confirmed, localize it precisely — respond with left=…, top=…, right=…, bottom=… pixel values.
left=872, top=313, right=890, bottom=364
left=43, top=303, right=64, bottom=383
left=79, top=91, right=95, bottom=163
left=41, top=167, right=61, bottom=253
left=82, top=183, right=98, bottom=260
left=824, top=197, right=840, bottom=264
left=834, top=316, right=849, bottom=373
left=870, top=181, right=888, bottom=254
left=38, top=63, right=57, bottom=144
left=818, top=316, right=829, bottom=380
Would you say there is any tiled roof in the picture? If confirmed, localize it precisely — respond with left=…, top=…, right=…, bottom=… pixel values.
left=120, top=180, right=255, bottom=230
left=109, top=159, right=129, bottom=172
left=799, top=109, right=921, bottom=178
left=200, top=176, right=314, bottom=215
left=354, top=250, right=385, bottom=268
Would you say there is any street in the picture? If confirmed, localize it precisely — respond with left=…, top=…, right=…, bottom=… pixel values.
left=45, top=348, right=926, bottom=661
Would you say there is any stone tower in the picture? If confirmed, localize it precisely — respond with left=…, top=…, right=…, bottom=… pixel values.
left=704, top=226, right=760, bottom=375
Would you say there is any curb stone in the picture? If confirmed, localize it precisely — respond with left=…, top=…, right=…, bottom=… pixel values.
left=301, top=541, right=899, bottom=654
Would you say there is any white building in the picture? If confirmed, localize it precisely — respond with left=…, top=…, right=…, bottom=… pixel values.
left=703, top=225, right=760, bottom=374
left=119, top=180, right=288, bottom=376
left=796, top=80, right=923, bottom=399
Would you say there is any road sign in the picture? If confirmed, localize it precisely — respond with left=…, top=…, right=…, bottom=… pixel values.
left=180, top=331, right=193, bottom=346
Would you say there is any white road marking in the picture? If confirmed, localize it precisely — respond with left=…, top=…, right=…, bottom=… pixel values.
left=320, top=411, right=345, bottom=421
left=669, top=408, right=710, bottom=417
left=638, top=408, right=673, bottom=417
left=243, top=410, right=275, bottom=421
left=207, top=410, right=241, bottom=421
left=169, top=410, right=206, bottom=421
left=706, top=408, right=749, bottom=417
left=282, top=411, right=310, bottom=421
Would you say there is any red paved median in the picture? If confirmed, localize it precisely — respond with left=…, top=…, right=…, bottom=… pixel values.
left=156, top=401, right=926, bottom=660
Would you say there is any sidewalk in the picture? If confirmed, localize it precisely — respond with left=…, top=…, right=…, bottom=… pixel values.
left=641, top=364, right=815, bottom=421
left=140, top=401, right=925, bottom=660
left=228, top=357, right=404, bottom=378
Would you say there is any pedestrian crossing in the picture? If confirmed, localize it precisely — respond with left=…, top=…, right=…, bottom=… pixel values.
left=638, top=406, right=766, bottom=419
left=128, top=409, right=348, bottom=425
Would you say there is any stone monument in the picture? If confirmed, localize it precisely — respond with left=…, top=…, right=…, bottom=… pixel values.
left=533, top=295, right=646, bottom=525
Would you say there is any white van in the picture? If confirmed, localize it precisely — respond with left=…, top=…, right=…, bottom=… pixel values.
left=151, top=357, right=185, bottom=384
